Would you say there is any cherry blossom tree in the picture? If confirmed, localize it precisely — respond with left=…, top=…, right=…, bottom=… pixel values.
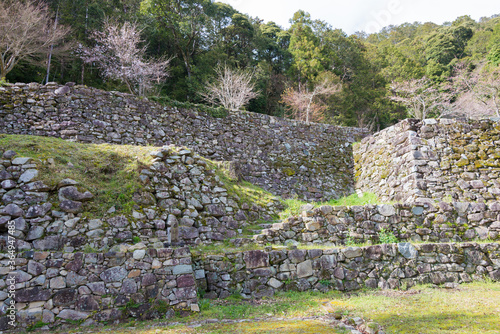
left=281, top=78, right=340, bottom=123
left=200, top=65, right=258, bottom=111
left=0, top=0, right=69, bottom=79
left=81, top=21, right=170, bottom=96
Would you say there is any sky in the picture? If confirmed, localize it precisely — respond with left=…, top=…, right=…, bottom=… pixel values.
left=219, top=0, right=500, bottom=34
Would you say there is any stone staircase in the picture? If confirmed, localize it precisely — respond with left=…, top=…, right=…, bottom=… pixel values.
left=229, top=221, right=277, bottom=246
left=252, top=220, right=289, bottom=244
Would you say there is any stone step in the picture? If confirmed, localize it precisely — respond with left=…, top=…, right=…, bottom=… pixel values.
left=229, top=237, right=254, bottom=246
left=244, top=222, right=275, bottom=235
left=252, top=234, right=267, bottom=242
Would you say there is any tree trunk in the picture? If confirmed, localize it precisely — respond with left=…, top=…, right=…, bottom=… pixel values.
left=0, top=56, right=6, bottom=79
left=45, top=3, right=60, bottom=84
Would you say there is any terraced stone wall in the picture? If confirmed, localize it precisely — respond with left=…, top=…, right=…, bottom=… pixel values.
left=0, top=82, right=369, bottom=201
left=0, top=247, right=198, bottom=330
left=0, top=148, right=282, bottom=252
left=196, top=242, right=500, bottom=299
left=3, top=241, right=499, bottom=329
left=253, top=202, right=500, bottom=246
left=355, top=118, right=500, bottom=203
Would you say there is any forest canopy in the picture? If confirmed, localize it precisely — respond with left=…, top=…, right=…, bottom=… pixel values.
left=2, top=0, right=500, bottom=130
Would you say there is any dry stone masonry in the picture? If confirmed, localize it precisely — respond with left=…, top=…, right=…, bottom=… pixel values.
left=1, top=247, right=198, bottom=329
left=196, top=242, right=500, bottom=299
left=0, top=148, right=282, bottom=254
left=355, top=118, right=500, bottom=204
left=0, top=82, right=369, bottom=202
left=253, top=202, right=500, bottom=245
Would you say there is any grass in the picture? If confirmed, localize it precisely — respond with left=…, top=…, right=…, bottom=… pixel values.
left=279, top=192, right=381, bottom=220
left=49, top=319, right=344, bottom=334
left=47, top=281, right=500, bottom=334
left=0, top=134, right=155, bottom=218
left=209, top=160, right=279, bottom=210
left=180, top=319, right=343, bottom=334
left=0, top=134, right=279, bottom=220
left=190, top=240, right=263, bottom=257
left=344, top=280, right=500, bottom=333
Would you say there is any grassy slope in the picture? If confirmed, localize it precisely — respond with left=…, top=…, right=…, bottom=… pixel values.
left=0, top=134, right=278, bottom=218
left=0, top=134, right=155, bottom=217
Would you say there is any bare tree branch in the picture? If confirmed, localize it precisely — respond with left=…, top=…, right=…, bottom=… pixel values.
left=281, top=78, right=340, bottom=123
left=0, top=0, right=69, bottom=79
left=389, top=77, right=452, bottom=120
left=200, top=65, right=259, bottom=111
left=451, top=62, right=500, bottom=118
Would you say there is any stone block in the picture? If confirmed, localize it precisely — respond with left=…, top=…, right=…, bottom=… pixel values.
left=297, top=260, right=313, bottom=278
left=243, top=250, right=270, bottom=269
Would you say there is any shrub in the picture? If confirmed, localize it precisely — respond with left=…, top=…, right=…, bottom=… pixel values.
left=378, top=228, right=398, bottom=244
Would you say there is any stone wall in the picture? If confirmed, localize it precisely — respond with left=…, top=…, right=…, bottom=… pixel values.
left=354, top=119, right=424, bottom=203
left=0, top=82, right=369, bottom=201
left=0, top=247, right=198, bottom=330
left=3, top=241, right=500, bottom=329
left=196, top=242, right=500, bottom=299
left=0, top=147, right=282, bottom=251
left=355, top=118, right=500, bottom=204
left=416, top=119, right=500, bottom=203
left=253, top=202, right=500, bottom=246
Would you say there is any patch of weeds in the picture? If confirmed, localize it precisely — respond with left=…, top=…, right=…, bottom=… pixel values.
left=198, top=287, right=206, bottom=299
left=83, top=244, right=99, bottom=253
left=132, top=236, right=141, bottom=244
left=344, top=235, right=357, bottom=247
left=27, top=321, right=48, bottom=332
left=65, top=319, right=84, bottom=325
left=319, top=279, right=332, bottom=287
left=199, top=298, right=211, bottom=311
left=377, top=228, right=398, bottom=244
left=227, top=289, right=244, bottom=301
left=151, top=299, right=169, bottom=313
left=119, top=300, right=142, bottom=312
left=442, top=195, right=453, bottom=203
